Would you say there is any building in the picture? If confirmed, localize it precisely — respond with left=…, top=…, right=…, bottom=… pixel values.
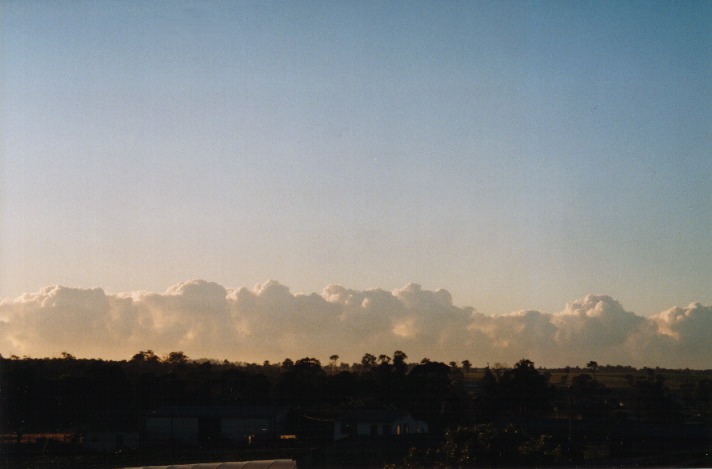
left=82, top=431, right=139, bottom=452
left=122, top=460, right=296, bottom=469
left=333, top=409, right=427, bottom=440
left=145, top=406, right=289, bottom=446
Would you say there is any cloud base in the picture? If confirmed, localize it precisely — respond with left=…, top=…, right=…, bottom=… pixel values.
left=1, top=280, right=710, bottom=369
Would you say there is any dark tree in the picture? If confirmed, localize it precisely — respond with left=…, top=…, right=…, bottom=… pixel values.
left=377, top=354, right=391, bottom=365
left=361, top=353, right=377, bottom=370
left=406, top=361, right=462, bottom=431
left=131, top=350, right=160, bottom=363
left=480, top=359, right=554, bottom=423
left=165, top=351, right=189, bottom=364
left=405, top=423, right=563, bottom=467
left=629, top=374, right=681, bottom=422
left=329, top=354, right=339, bottom=370
left=501, top=359, right=554, bottom=419
left=277, top=357, right=326, bottom=406
left=569, top=373, right=612, bottom=422
left=294, top=357, right=322, bottom=371
left=393, top=350, right=408, bottom=375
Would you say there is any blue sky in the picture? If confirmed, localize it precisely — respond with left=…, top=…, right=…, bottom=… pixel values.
left=2, top=0, right=711, bottom=318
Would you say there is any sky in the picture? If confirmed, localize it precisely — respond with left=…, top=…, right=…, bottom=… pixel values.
left=1, top=1, right=711, bottom=365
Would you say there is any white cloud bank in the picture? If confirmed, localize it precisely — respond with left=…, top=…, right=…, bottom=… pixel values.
left=1, top=280, right=710, bottom=368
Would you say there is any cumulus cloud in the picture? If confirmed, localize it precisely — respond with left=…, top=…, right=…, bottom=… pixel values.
left=645, top=303, right=712, bottom=367
left=0, top=280, right=710, bottom=368
left=551, top=295, right=650, bottom=365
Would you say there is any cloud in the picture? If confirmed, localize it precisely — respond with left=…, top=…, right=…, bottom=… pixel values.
left=466, top=309, right=559, bottom=365
left=645, top=303, right=712, bottom=367
left=550, top=295, right=650, bottom=365
left=0, top=281, right=710, bottom=368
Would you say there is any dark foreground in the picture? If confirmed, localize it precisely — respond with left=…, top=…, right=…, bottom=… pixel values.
left=2, top=436, right=712, bottom=469
left=2, top=355, right=711, bottom=467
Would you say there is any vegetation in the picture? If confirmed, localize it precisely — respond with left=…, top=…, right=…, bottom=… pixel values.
left=1, top=352, right=711, bottom=467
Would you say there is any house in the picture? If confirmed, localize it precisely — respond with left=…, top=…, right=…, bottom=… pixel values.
left=122, top=460, right=296, bottom=469
left=144, top=406, right=289, bottom=446
left=333, top=409, right=427, bottom=440
left=124, top=459, right=297, bottom=469
left=82, top=431, right=139, bottom=452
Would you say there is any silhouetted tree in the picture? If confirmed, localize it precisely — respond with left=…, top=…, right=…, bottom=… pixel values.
left=1, top=360, right=41, bottom=435
left=393, top=350, right=408, bottom=375
left=560, top=366, right=571, bottom=386
left=361, top=353, right=377, bottom=370
left=165, top=351, right=189, bottom=364
left=432, top=424, right=562, bottom=467
left=695, top=378, right=711, bottom=408
left=569, top=373, right=611, bottom=422
left=629, top=373, right=681, bottom=422
left=461, top=359, right=472, bottom=374
left=495, top=359, right=554, bottom=421
left=218, top=368, right=270, bottom=405
left=482, top=359, right=554, bottom=419
left=131, top=350, right=160, bottom=363
left=482, top=366, right=498, bottom=389
left=295, top=357, right=322, bottom=371
left=278, top=357, right=325, bottom=405
left=407, top=361, right=461, bottom=431
left=475, top=366, right=501, bottom=421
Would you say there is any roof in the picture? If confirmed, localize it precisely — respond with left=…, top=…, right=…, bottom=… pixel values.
left=122, top=460, right=296, bottom=469
left=336, top=409, right=412, bottom=423
left=147, top=406, right=288, bottom=419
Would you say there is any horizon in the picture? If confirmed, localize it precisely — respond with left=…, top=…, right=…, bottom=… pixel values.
left=2, top=3, right=711, bottom=369
left=6, top=346, right=712, bottom=372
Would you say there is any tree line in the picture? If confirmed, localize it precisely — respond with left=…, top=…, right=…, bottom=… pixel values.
left=1, top=351, right=711, bottom=465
